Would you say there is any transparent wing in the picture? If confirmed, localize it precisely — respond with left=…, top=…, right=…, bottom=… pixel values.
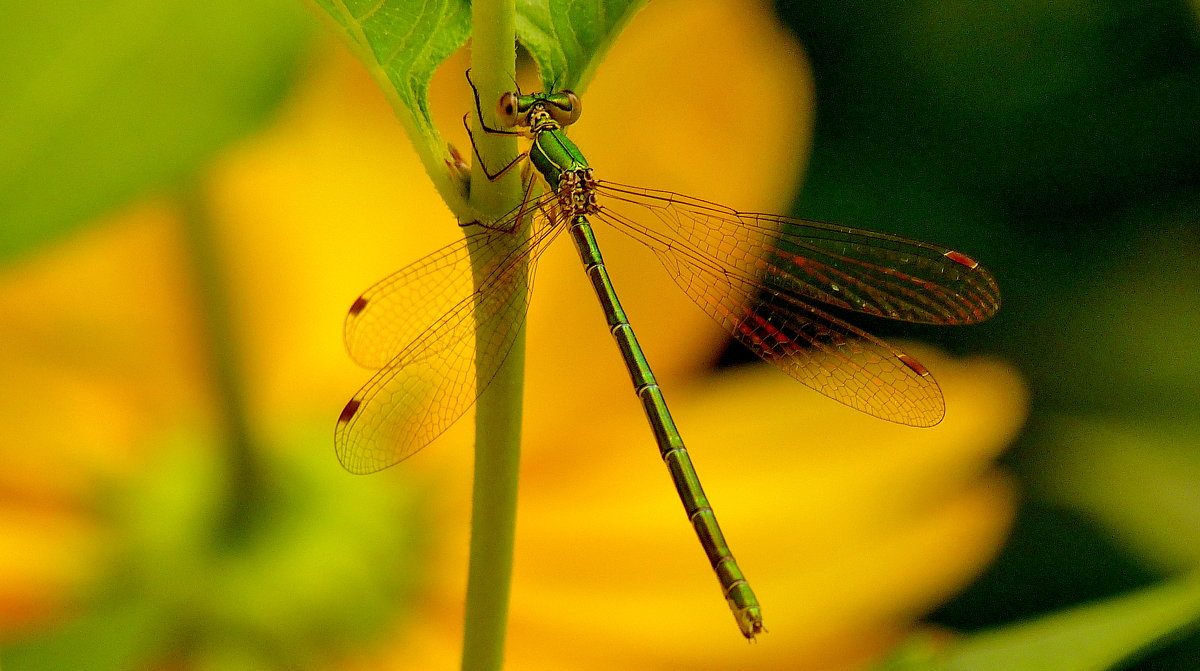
left=335, top=192, right=564, bottom=473
left=704, top=283, right=943, bottom=426
left=597, top=181, right=999, bottom=325
left=593, top=182, right=1000, bottom=426
left=343, top=237, right=486, bottom=370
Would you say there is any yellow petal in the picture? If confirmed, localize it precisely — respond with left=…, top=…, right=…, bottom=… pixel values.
left=0, top=496, right=106, bottom=631
left=487, top=351, right=1024, bottom=667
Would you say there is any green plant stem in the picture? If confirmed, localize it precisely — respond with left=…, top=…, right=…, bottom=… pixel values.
left=178, top=179, right=263, bottom=543
left=461, top=1, right=524, bottom=669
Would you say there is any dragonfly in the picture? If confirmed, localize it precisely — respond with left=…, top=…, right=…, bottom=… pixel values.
left=334, top=72, right=1001, bottom=639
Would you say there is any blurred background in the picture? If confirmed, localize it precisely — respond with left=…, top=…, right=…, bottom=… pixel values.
left=772, top=1, right=1200, bottom=665
left=1, top=0, right=1198, bottom=669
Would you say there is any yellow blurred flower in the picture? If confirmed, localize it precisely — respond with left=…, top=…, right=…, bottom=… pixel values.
left=0, top=200, right=205, bottom=634
left=0, top=0, right=1025, bottom=668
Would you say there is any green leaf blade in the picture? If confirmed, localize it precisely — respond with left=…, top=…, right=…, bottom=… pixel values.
left=308, top=0, right=470, bottom=212
left=881, top=574, right=1200, bottom=671
left=516, top=0, right=649, bottom=92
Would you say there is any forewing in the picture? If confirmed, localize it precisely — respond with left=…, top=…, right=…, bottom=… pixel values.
left=343, top=238, right=480, bottom=371
left=344, top=190, right=562, bottom=370
left=594, top=183, right=967, bottom=426
left=336, top=198, right=563, bottom=473
left=596, top=182, right=999, bottom=325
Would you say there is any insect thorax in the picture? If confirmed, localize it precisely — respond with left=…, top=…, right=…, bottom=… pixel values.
left=556, top=168, right=599, bottom=216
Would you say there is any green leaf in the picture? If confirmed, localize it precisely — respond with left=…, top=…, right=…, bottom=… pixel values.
left=0, top=597, right=167, bottom=671
left=307, top=0, right=471, bottom=213
left=516, top=0, right=649, bottom=92
left=0, top=0, right=313, bottom=264
left=307, top=0, right=648, bottom=215
left=1030, top=416, right=1200, bottom=571
left=879, top=574, right=1200, bottom=670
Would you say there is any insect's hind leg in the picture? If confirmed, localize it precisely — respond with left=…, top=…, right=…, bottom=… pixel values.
left=462, top=112, right=528, bottom=182
left=464, top=162, right=540, bottom=234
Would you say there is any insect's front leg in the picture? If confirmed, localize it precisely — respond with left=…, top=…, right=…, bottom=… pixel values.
left=465, top=69, right=520, bottom=137
left=462, top=70, right=530, bottom=182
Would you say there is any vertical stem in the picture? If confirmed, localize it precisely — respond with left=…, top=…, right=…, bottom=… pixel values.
left=461, top=1, right=524, bottom=669
left=178, top=180, right=263, bottom=542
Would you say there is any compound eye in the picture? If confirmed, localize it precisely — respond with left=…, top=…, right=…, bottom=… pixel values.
left=495, top=92, right=520, bottom=127
left=548, top=90, right=582, bottom=126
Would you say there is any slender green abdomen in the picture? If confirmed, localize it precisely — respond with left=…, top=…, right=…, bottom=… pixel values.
left=566, top=214, right=764, bottom=638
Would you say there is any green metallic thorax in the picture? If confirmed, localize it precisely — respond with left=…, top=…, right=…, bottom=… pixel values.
left=529, top=120, right=598, bottom=217
left=518, top=95, right=591, bottom=195
left=531, top=127, right=589, bottom=190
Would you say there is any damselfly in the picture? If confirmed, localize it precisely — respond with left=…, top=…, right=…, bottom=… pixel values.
left=335, top=73, right=1000, bottom=638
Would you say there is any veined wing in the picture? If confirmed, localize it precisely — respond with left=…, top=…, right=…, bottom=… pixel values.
left=596, top=182, right=999, bottom=326
left=344, top=190, right=561, bottom=369
left=591, top=182, right=1001, bottom=426
left=336, top=193, right=564, bottom=473
left=715, top=285, right=943, bottom=426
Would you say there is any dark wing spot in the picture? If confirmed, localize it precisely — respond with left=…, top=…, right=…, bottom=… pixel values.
left=348, top=296, right=369, bottom=316
left=338, top=399, right=362, bottom=424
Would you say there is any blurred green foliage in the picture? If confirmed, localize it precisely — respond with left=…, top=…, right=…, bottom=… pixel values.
left=880, top=573, right=1200, bottom=670
left=4, top=430, right=430, bottom=671
left=0, top=0, right=313, bottom=262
